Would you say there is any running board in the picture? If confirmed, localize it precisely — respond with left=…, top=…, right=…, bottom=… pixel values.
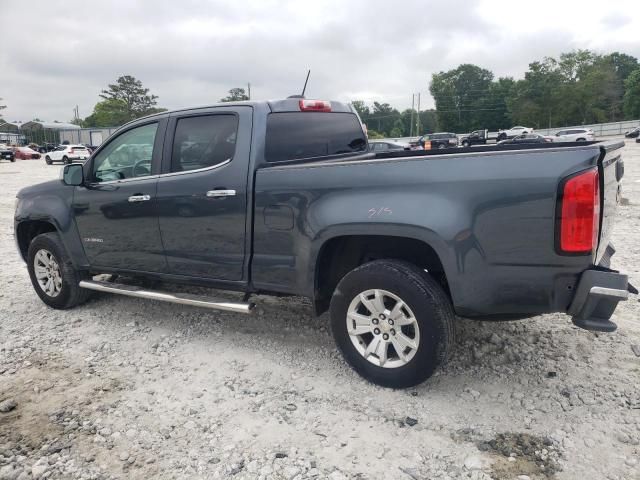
left=78, top=280, right=254, bottom=314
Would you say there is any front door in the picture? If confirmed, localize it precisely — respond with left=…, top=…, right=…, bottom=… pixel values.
left=156, top=107, right=251, bottom=280
left=73, top=120, right=168, bottom=272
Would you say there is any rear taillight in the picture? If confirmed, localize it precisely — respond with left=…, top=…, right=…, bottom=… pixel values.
left=299, top=99, right=331, bottom=112
left=558, top=168, right=600, bottom=254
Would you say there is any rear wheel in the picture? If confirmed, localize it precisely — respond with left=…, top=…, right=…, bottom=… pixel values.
left=45, top=155, right=52, bottom=165
left=462, top=141, right=470, bottom=147
left=62, top=155, right=70, bottom=164
left=27, top=232, right=92, bottom=309
left=330, top=260, right=455, bottom=388
left=497, top=133, right=507, bottom=141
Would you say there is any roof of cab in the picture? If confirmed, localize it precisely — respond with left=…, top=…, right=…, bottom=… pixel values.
left=117, top=98, right=355, bottom=131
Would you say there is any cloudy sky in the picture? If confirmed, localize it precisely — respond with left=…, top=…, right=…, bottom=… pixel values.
left=2, top=0, right=639, bottom=123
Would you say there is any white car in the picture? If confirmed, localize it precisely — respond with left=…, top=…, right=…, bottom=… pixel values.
left=497, top=126, right=533, bottom=140
left=553, top=128, right=595, bottom=142
left=45, top=145, right=90, bottom=165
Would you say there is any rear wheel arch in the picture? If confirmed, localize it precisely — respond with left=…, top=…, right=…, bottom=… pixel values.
left=312, top=234, right=451, bottom=316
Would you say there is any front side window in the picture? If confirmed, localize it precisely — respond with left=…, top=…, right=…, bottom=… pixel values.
left=92, top=123, right=158, bottom=182
left=171, top=115, right=238, bottom=172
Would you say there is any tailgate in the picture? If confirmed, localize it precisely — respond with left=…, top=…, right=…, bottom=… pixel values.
left=596, top=140, right=624, bottom=264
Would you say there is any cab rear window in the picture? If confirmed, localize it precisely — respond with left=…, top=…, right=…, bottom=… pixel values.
left=265, top=112, right=367, bottom=162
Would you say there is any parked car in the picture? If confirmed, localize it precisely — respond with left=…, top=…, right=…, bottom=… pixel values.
left=368, top=140, right=411, bottom=152
left=44, top=144, right=91, bottom=165
left=14, top=97, right=631, bottom=388
left=497, top=133, right=551, bottom=145
left=13, top=146, right=41, bottom=160
left=497, top=126, right=533, bottom=141
left=36, top=143, right=59, bottom=154
left=417, top=132, right=458, bottom=149
left=460, top=129, right=489, bottom=147
left=624, top=127, right=640, bottom=138
left=554, top=128, right=595, bottom=142
left=0, top=144, right=15, bottom=162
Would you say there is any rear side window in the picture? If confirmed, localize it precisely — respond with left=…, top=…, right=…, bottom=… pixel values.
left=265, top=112, right=367, bottom=162
left=171, top=115, right=238, bottom=172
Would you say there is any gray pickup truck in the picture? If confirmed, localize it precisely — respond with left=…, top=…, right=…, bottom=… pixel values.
left=14, top=97, right=633, bottom=388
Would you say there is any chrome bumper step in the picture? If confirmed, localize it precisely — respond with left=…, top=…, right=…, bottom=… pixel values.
left=79, top=280, right=254, bottom=314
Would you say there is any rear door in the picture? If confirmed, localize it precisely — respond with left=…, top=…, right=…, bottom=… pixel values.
left=73, top=119, right=168, bottom=272
left=156, top=106, right=252, bottom=280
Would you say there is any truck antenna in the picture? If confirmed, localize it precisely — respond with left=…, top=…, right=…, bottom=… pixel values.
left=301, top=70, right=311, bottom=97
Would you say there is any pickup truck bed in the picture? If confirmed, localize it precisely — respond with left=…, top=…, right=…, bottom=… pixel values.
left=14, top=98, right=631, bottom=388
left=253, top=140, right=626, bottom=322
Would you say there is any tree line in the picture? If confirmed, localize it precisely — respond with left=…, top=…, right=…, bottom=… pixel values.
left=3, top=49, right=640, bottom=136
left=354, top=50, right=640, bottom=137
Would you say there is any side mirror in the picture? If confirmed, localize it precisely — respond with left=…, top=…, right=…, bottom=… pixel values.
left=61, top=163, right=84, bottom=186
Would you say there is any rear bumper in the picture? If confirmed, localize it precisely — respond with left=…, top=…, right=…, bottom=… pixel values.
left=568, top=268, right=631, bottom=332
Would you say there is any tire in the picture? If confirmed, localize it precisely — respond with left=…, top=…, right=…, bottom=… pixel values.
left=45, top=156, right=52, bottom=165
left=462, top=141, right=469, bottom=147
left=330, top=260, right=455, bottom=388
left=576, top=138, right=586, bottom=142
left=62, top=156, right=70, bottom=164
left=27, top=232, right=92, bottom=309
left=10, top=158, right=15, bottom=162
left=497, top=133, right=506, bottom=141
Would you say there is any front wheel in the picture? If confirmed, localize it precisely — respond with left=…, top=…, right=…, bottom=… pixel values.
left=27, top=232, right=92, bottom=309
left=462, top=141, right=469, bottom=147
left=330, top=260, right=455, bottom=388
left=45, top=155, right=52, bottom=165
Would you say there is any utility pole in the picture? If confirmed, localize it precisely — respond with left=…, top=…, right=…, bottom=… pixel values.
left=247, top=83, right=251, bottom=100
left=410, top=94, right=415, bottom=137
left=416, top=93, right=421, bottom=136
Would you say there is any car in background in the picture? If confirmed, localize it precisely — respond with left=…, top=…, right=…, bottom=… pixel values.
left=625, top=127, right=640, bottom=138
left=497, top=126, right=533, bottom=141
left=1, top=144, right=16, bottom=162
left=554, top=128, right=595, bottom=142
left=44, top=144, right=91, bottom=165
left=460, top=129, right=489, bottom=147
left=13, top=146, right=41, bottom=160
left=497, top=133, right=551, bottom=146
left=417, top=132, right=458, bottom=149
left=368, top=140, right=411, bottom=152
left=35, top=143, right=59, bottom=154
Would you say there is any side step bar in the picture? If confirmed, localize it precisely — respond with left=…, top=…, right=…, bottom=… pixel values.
left=79, top=280, right=254, bottom=314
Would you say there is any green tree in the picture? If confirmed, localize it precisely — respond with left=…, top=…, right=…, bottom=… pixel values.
left=351, top=100, right=371, bottom=118
left=430, top=64, right=494, bottom=132
left=623, top=69, right=640, bottom=119
left=83, top=98, right=132, bottom=127
left=98, top=75, right=166, bottom=122
left=220, top=88, right=249, bottom=102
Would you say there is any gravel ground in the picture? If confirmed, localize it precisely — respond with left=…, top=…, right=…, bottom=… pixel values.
left=1, top=142, right=639, bottom=480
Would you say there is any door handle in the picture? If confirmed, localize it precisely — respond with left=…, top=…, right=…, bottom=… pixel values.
left=206, top=189, right=236, bottom=198
left=128, top=194, right=151, bottom=203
